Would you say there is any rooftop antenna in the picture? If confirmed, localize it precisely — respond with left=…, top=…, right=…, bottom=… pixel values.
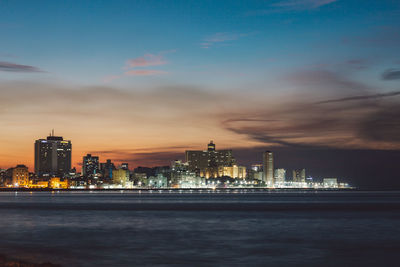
left=52, top=129, right=54, bottom=136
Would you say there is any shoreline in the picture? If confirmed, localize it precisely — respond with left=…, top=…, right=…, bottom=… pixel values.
left=0, top=187, right=358, bottom=192
left=0, top=254, right=60, bottom=267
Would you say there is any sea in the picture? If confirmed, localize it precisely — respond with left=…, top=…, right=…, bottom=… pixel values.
left=0, top=190, right=399, bottom=266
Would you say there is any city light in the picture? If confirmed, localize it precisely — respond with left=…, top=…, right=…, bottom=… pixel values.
left=0, top=138, right=352, bottom=190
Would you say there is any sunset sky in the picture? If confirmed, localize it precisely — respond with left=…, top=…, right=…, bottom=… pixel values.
left=1, top=0, right=400, bottom=187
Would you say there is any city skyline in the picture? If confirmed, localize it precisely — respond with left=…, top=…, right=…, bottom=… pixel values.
left=1, top=1, right=400, bottom=189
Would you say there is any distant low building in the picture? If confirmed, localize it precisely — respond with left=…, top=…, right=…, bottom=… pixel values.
left=112, top=168, right=130, bottom=187
left=148, top=174, right=168, bottom=188
left=12, top=165, right=30, bottom=187
left=323, top=178, right=338, bottom=188
left=49, top=177, right=69, bottom=189
left=293, top=169, right=306, bottom=183
left=218, top=165, right=246, bottom=179
left=134, top=173, right=148, bottom=187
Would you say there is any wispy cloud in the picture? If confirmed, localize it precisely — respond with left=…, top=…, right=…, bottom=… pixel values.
left=124, top=70, right=167, bottom=76
left=272, top=0, right=337, bottom=10
left=315, top=91, right=400, bottom=104
left=247, top=0, right=337, bottom=15
left=382, top=69, right=400, bottom=80
left=103, top=53, right=169, bottom=82
left=201, top=32, right=248, bottom=49
left=125, top=53, right=167, bottom=68
left=0, top=61, right=44, bottom=73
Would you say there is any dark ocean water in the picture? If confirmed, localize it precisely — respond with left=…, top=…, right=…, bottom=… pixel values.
left=0, top=190, right=400, bottom=266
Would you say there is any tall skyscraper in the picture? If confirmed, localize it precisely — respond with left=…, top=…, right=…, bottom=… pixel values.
left=35, top=132, right=72, bottom=178
left=82, top=154, right=99, bottom=177
left=263, top=151, right=274, bottom=186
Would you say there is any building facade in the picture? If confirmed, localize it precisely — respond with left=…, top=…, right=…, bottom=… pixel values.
left=100, top=159, right=115, bottom=179
left=263, top=151, right=274, bottom=186
left=274, top=168, right=286, bottom=184
left=218, top=165, right=247, bottom=179
left=293, top=169, right=306, bottom=183
left=112, top=168, right=130, bottom=186
left=185, top=141, right=236, bottom=178
left=82, top=154, right=99, bottom=177
left=34, top=133, right=72, bottom=178
left=12, top=165, right=30, bottom=187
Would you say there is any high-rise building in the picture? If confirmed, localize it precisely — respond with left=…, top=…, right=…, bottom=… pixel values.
left=263, top=151, right=274, bottom=185
left=274, top=168, right=286, bottom=184
left=82, top=154, right=99, bottom=177
left=100, top=159, right=115, bottom=179
left=35, top=132, right=72, bottom=178
left=293, top=169, right=306, bottom=183
left=12, top=164, right=30, bottom=187
left=185, top=141, right=236, bottom=178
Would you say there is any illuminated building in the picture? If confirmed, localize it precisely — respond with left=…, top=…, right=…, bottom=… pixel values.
left=148, top=174, right=168, bottom=188
left=112, top=168, right=130, bottom=186
left=100, top=159, right=115, bottom=179
left=34, top=131, right=72, bottom=178
left=293, top=169, right=306, bottom=183
left=12, top=165, right=30, bottom=187
left=29, top=181, right=49, bottom=188
left=274, top=168, right=286, bottom=184
left=185, top=141, right=236, bottom=178
left=134, top=173, right=148, bottom=186
left=82, top=154, right=99, bottom=177
left=218, top=165, right=247, bottom=179
left=170, top=160, right=191, bottom=184
left=323, top=178, right=338, bottom=188
left=0, top=169, right=6, bottom=187
left=251, top=164, right=262, bottom=172
left=247, top=164, right=263, bottom=181
left=263, top=151, right=274, bottom=186
left=49, top=177, right=69, bottom=189
left=121, top=163, right=129, bottom=170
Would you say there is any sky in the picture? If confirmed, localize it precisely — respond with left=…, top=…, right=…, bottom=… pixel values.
left=0, top=0, right=400, bottom=188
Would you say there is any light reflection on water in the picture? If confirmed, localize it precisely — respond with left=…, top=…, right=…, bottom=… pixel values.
left=0, top=191, right=399, bottom=266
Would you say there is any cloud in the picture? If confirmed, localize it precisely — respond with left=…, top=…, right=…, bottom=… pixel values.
left=0, top=61, right=43, bottom=72
left=272, top=0, right=338, bottom=10
left=247, top=0, right=337, bottom=14
left=104, top=53, right=169, bottom=82
left=125, top=53, right=167, bottom=68
left=382, top=69, right=400, bottom=80
left=124, top=70, right=167, bottom=76
left=282, top=69, right=371, bottom=97
left=89, top=149, right=184, bottom=167
left=315, top=91, right=400, bottom=104
left=220, top=68, right=400, bottom=149
left=358, top=105, right=400, bottom=142
left=201, top=32, right=248, bottom=49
